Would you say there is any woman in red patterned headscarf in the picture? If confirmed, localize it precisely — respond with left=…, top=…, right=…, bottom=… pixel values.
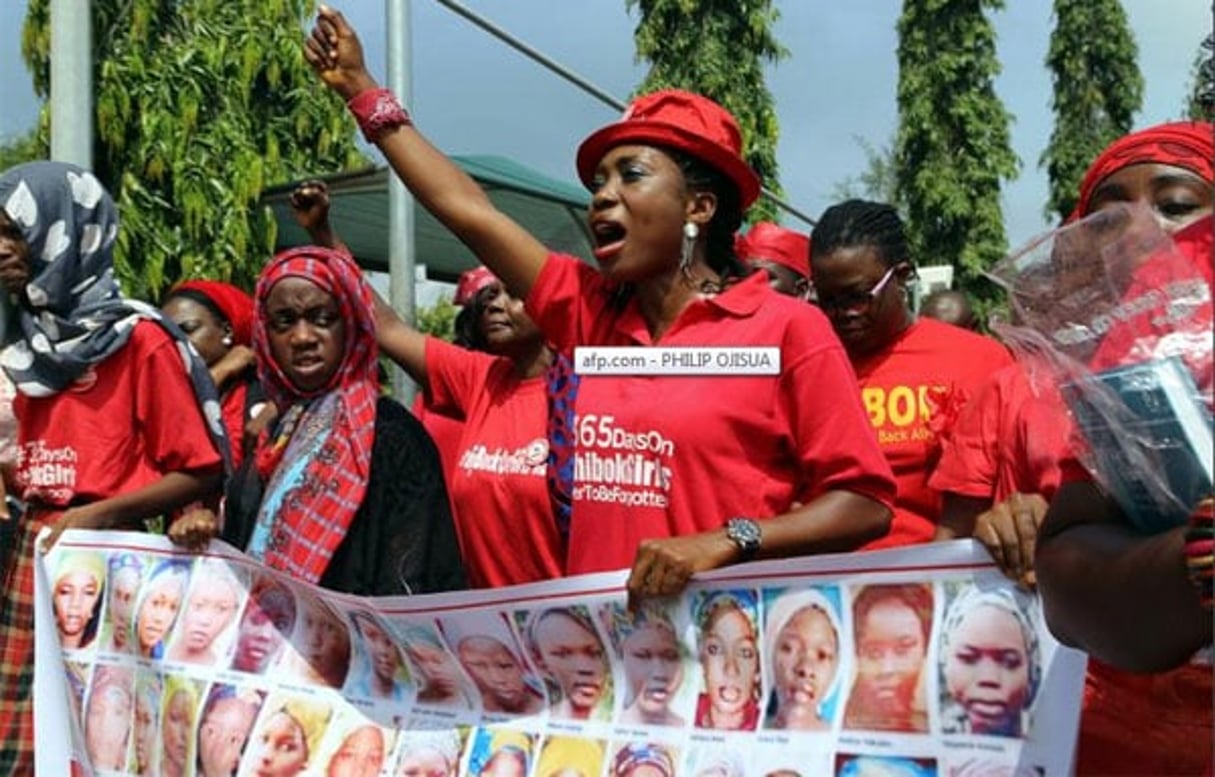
left=932, top=121, right=1213, bottom=775
left=217, top=246, right=466, bottom=596
left=163, top=279, right=264, bottom=470
left=1068, top=120, right=1213, bottom=229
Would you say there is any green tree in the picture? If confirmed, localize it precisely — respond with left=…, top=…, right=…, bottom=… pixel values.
left=1185, top=30, right=1214, bottom=121
left=0, top=126, right=47, bottom=171
left=415, top=297, right=459, bottom=343
left=1040, top=0, right=1143, bottom=222
left=894, top=0, right=1019, bottom=306
left=627, top=0, right=786, bottom=222
left=22, top=0, right=365, bottom=298
left=832, top=135, right=901, bottom=210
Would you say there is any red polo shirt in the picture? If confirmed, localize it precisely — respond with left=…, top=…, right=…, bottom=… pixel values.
left=14, top=320, right=222, bottom=510
left=425, top=337, right=562, bottom=588
left=929, top=363, right=1072, bottom=503
left=526, top=254, right=896, bottom=575
left=850, top=318, right=1014, bottom=548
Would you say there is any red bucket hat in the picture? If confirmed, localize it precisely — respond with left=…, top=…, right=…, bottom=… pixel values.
left=453, top=265, right=499, bottom=306
left=576, top=89, right=762, bottom=209
left=735, top=221, right=811, bottom=278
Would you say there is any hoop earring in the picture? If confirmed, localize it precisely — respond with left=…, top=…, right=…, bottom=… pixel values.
left=679, top=221, right=699, bottom=281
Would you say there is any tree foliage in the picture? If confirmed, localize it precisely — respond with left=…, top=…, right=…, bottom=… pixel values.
left=894, top=0, right=1019, bottom=307
left=1185, top=30, right=1214, bottom=121
left=1040, top=0, right=1142, bottom=222
left=832, top=135, right=902, bottom=210
left=627, top=0, right=787, bottom=222
left=415, top=297, right=459, bottom=343
left=0, top=127, right=47, bottom=172
left=22, top=0, right=366, bottom=298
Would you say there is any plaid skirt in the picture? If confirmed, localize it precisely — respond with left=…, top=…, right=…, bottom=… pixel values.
left=0, top=515, right=48, bottom=777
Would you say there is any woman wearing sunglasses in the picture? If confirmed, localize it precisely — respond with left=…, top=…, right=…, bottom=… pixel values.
left=809, top=200, right=1013, bottom=550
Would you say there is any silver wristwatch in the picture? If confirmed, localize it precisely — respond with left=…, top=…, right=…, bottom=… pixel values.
left=725, top=517, right=762, bottom=560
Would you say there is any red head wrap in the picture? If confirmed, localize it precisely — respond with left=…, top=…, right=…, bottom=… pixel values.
left=168, top=279, right=255, bottom=346
left=250, top=246, right=379, bottom=584
left=1071, top=121, right=1214, bottom=221
left=735, top=221, right=811, bottom=278
left=454, top=266, right=499, bottom=306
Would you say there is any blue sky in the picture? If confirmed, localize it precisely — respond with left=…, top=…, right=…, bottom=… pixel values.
left=0, top=1, right=1207, bottom=249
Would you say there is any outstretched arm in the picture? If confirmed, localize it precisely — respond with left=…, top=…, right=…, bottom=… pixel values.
left=304, top=6, right=549, bottom=299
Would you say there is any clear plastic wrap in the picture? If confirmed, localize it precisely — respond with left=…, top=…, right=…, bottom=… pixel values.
left=985, top=203, right=1213, bottom=532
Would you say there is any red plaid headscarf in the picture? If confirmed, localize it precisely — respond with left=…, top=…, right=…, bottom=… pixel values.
left=1070, top=121, right=1214, bottom=221
left=251, top=246, right=379, bottom=583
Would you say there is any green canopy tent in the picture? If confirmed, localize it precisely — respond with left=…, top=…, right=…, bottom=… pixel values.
left=262, top=154, right=593, bottom=280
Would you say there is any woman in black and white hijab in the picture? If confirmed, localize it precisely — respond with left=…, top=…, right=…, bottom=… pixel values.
left=0, top=161, right=227, bottom=774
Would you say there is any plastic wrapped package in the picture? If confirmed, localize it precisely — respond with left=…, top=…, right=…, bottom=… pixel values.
left=985, top=204, right=1213, bottom=532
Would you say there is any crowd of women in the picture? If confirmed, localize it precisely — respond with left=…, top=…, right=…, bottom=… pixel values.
left=0, top=4, right=1209, bottom=775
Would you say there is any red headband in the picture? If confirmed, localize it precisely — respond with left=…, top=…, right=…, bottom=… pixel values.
left=1071, top=121, right=1214, bottom=221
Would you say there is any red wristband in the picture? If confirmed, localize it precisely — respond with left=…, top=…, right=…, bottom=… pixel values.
left=347, top=88, right=411, bottom=142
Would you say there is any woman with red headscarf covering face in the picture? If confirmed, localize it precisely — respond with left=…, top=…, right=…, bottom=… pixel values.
left=1030, top=121, right=1215, bottom=776
left=304, top=7, right=895, bottom=606
left=163, top=280, right=267, bottom=470
left=215, top=246, right=466, bottom=596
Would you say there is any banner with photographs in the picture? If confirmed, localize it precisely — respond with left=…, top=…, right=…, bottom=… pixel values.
left=33, top=531, right=1086, bottom=777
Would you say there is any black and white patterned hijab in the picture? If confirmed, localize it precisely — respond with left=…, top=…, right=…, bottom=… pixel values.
left=0, top=162, right=230, bottom=466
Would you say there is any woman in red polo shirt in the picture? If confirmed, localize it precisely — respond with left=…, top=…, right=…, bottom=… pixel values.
left=304, top=9, right=896, bottom=599
left=0, top=161, right=226, bottom=774
left=808, top=199, right=1014, bottom=550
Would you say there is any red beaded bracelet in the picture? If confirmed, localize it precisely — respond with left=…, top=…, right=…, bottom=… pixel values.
left=1184, top=495, right=1214, bottom=610
left=347, top=88, right=411, bottom=142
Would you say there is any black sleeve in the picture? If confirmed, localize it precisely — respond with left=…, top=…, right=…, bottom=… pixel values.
left=320, top=398, right=468, bottom=596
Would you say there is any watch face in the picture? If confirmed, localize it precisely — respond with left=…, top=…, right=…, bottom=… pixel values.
left=728, top=518, right=761, bottom=549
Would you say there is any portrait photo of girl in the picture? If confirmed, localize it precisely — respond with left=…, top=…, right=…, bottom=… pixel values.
left=438, top=614, right=544, bottom=717
left=50, top=550, right=106, bottom=652
left=160, top=675, right=203, bottom=777
left=691, top=589, right=762, bottom=732
left=843, top=583, right=934, bottom=734
left=135, top=558, right=193, bottom=660
left=520, top=606, right=613, bottom=722
left=599, top=601, right=691, bottom=728
left=763, top=586, right=845, bottom=732
left=83, top=664, right=135, bottom=772
left=939, top=584, right=1040, bottom=739
left=240, top=694, right=332, bottom=777
left=465, top=728, right=534, bottom=777
left=100, top=552, right=144, bottom=654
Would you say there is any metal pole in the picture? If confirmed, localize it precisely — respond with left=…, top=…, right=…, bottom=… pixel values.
left=430, top=0, right=814, bottom=226
left=50, top=0, right=93, bottom=169
left=387, top=0, right=417, bottom=403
